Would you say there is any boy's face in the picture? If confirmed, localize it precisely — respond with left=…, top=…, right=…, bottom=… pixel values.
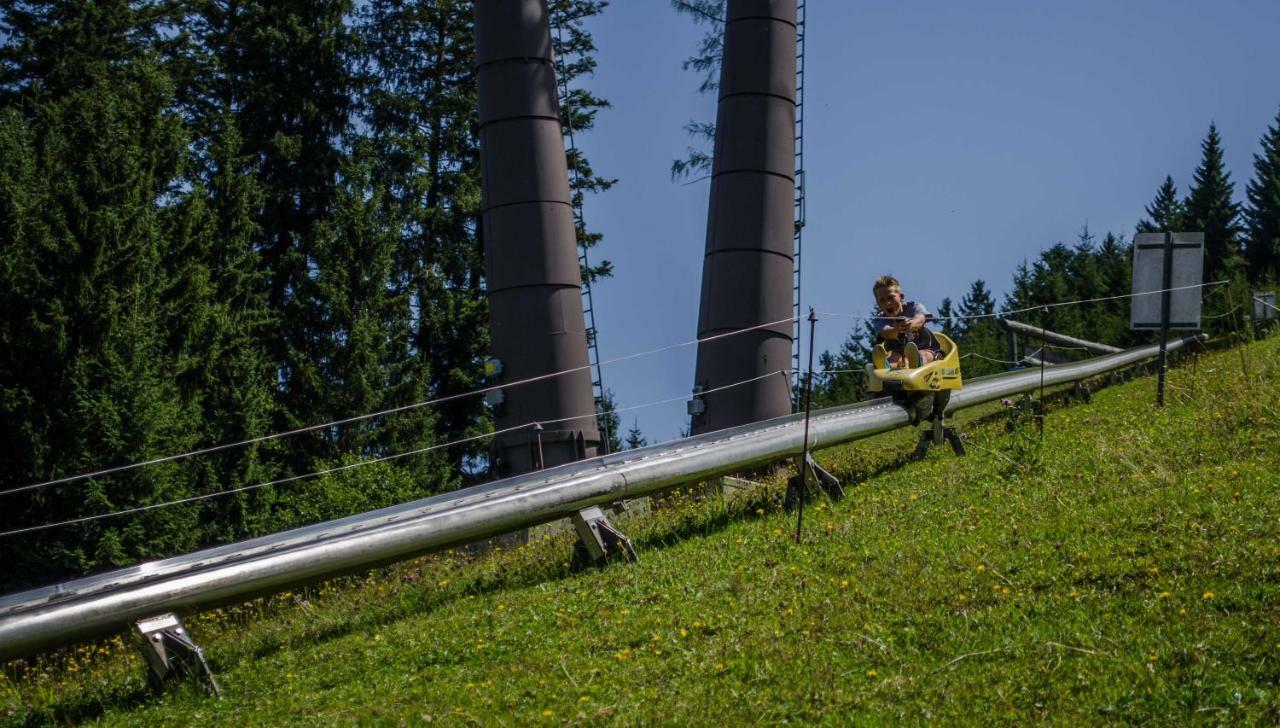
left=875, top=285, right=904, bottom=315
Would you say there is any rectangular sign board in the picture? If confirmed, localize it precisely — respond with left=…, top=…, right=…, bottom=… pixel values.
left=1130, top=232, right=1204, bottom=330
left=1254, top=291, right=1277, bottom=321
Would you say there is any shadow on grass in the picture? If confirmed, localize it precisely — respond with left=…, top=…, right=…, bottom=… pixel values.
left=228, top=482, right=790, bottom=667
left=19, top=358, right=1186, bottom=722
left=10, top=681, right=158, bottom=728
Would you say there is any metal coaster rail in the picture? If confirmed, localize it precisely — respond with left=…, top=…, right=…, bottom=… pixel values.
left=0, top=334, right=1204, bottom=662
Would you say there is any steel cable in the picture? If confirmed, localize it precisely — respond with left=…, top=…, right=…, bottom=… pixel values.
left=0, top=369, right=789, bottom=537
left=3, top=315, right=797, bottom=497
left=816, top=279, right=1229, bottom=324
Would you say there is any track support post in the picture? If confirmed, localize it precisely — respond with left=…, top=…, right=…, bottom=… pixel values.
left=910, top=391, right=965, bottom=460
left=570, top=506, right=637, bottom=567
left=134, top=613, right=220, bottom=697
left=785, top=452, right=843, bottom=510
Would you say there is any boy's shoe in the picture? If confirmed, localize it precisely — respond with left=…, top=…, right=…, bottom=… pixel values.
left=904, top=342, right=922, bottom=368
left=872, top=344, right=888, bottom=370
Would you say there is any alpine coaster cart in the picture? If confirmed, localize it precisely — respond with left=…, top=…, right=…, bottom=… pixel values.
left=865, top=332, right=966, bottom=460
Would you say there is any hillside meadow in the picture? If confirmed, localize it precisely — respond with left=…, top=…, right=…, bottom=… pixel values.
left=3, top=334, right=1278, bottom=725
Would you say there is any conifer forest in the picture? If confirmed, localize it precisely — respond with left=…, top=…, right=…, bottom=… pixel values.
left=2, top=0, right=1280, bottom=594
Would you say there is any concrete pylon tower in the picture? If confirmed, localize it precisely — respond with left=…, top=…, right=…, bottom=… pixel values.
left=474, top=0, right=600, bottom=475
left=690, top=0, right=797, bottom=435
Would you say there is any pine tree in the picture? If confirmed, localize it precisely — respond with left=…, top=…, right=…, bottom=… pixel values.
left=958, top=279, right=1004, bottom=375
left=1094, top=232, right=1136, bottom=347
left=958, top=280, right=996, bottom=334
left=935, top=297, right=959, bottom=338
left=669, top=0, right=723, bottom=181
left=0, top=4, right=202, bottom=585
left=190, top=0, right=357, bottom=472
left=1244, top=108, right=1280, bottom=282
left=359, top=0, right=489, bottom=478
left=811, top=317, right=876, bottom=407
left=161, top=116, right=283, bottom=541
left=596, top=388, right=622, bottom=455
left=623, top=419, right=647, bottom=450
left=1184, top=124, right=1245, bottom=281
left=1136, top=176, right=1185, bottom=234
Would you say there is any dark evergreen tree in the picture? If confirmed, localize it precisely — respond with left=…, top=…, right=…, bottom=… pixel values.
left=0, top=3, right=202, bottom=585
left=809, top=317, right=876, bottom=408
left=359, top=0, right=489, bottom=477
left=1093, top=232, right=1135, bottom=348
left=1136, top=176, right=1185, bottom=234
left=935, top=297, right=959, bottom=339
left=551, top=0, right=616, bottom=283
left=957, top=279, right=1003, bottom=375
left=162, top=116, right=283, bottom=542
left=204, top=0, right=357, bottom=471
left=1244, top=108, right=1280, bottom=282
left=1184, top=124, right=1244, bottom=281
left=958, top=280, right=997, bottom=333
left=596, top=388, right=622, bottom=455
left=669, top=0, right=723, bottom=181
left=0, top=0, right=174, bottom=100
left=623, top=419, right=647, bottom=450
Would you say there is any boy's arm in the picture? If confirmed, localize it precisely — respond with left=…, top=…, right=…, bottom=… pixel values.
left=904, top=312, right=927, bottom=332
left=879, top=322, right=900, bottom=340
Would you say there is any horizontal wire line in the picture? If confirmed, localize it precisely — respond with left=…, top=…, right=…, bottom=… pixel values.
left=815, top=280, right=1229, bottom=323
left=962, top=352, right=1029, bottom=366
left=3, top=315, right=798, bottom=497
left=8, top=280, right=1249, bottom=500
left=814, top=368, right=868, bottom=376
left=0, top=368, right=787, bottom=537
left=1251, top=295, right=1279, bottom=313
left=1200, top=305, right=1241, bottom=320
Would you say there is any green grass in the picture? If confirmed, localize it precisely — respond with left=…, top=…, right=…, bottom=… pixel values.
left=4, top=336, right=1279, bottom=725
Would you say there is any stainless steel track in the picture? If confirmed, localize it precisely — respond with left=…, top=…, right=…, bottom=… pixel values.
left=0, top=335, right=1203, bottom=660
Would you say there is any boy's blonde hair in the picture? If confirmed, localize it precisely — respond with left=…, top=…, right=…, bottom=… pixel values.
left=872, top=275, right=900, bottom=296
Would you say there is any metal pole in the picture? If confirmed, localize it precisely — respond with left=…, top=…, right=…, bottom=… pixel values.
left=794, top=309, right=818, bottom=544
left=1156, top=231, right=1173, bottom=406
left=999, top=318, right=1122, bottom=355
left=1038, top=306, right=1047, bottom=437
left=691, top=0, right=798, bottom=435
left=534, top=423, right=545, bottom=470
left=475, top=0, right=600, bottom=474
left=1228, top=287, right=1250, bottom=378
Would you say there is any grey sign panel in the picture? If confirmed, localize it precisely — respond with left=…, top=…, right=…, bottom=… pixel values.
left=1130, top=233, right=1204, bottom=330
left=1254, top=291, right=1277, bottom=321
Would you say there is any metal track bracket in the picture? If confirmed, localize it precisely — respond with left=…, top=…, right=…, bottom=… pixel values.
left=910, top=390, right=966, bottom=460
left=570, top=506, right=637, bottom=566
left=785, top=452, right=843, bottom=510
left=134, top=613, right=220, bottom=696
left=913, top=418, right=966, bottom=461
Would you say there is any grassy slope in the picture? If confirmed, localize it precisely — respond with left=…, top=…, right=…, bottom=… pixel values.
left=4, top=336, right=1279, bottom=726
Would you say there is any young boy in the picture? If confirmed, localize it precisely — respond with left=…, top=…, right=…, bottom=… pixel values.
left=871, top=275, right=942, bottom=369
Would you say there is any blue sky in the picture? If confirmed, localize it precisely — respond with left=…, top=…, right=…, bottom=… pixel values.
left=571, top=0, right=1280, bottom=443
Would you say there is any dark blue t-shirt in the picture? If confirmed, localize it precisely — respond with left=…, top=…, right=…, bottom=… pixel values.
left=873, top=301, right=940, bottom=354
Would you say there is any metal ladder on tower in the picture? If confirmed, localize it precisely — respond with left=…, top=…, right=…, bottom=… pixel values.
left=791, top=0, right=808, bottom=405
left=554, top=22, right=611, bottom=454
